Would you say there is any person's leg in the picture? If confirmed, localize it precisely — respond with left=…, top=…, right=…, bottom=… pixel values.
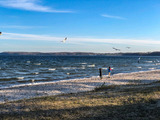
left=109, top=72, right=110, bottom=76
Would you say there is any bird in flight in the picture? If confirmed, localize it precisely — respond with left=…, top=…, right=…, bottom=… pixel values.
left=126, top=47, right=130, bottom=49
left=61, top=37, right=67, bottom=43
left=0, top=32, right=2, bottom=35
left=112, top=47, right=120, bottom=51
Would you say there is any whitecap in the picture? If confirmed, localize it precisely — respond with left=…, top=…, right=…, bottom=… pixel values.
left=148, top=68, right=155, bottom=70
left=31, top=79, right=35, bottom=83
left=34, top=63, right=41, bottom=65
left=27, top=61, right=31, bottom=63
left=33, top=72, right=39, bottom=75
left=102, top=67, right=114, bottom=70
left=137, top=67, right=142, bottom=69
left=102, top=68, right=107, bottom=70
left=48, top=68, right=56, bottom=71
left=62, top=67, right=76, bottom=70
left=81, top=63, right=87, bottom=65
left=81, top=65, right=86, bottom=69
left=145, top=61, right=152, bottom=63
left=17, top=77, right=24, bottom=80
left=87, top=64, right=95, bottom=67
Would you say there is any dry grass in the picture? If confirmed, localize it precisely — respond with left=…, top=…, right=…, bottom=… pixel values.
left=0, top=82, right=160, bottom=120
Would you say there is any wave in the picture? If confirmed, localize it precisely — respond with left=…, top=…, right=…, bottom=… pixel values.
left=17, top=79, right=38, bottom=83
left=0, top=75, right=99, bottom=89
left=81, top=63, right=87, bottom=65
left=62, top=66, right=87, bottom=70
left=67, top=73, right=70, bottom=75
left=81, top=65, right=86, bottom=69
left=48, top=68, right=56, bottom=71
left=1, top=56, right=160, bottom=90
left=102, top=68, right=107, bottom=70
left=17, top=80, right=28, bottom=83
left=148, top=68, right=156, bottom=70
left=61, top=67, right=77, bottom=70
left=137, top=67, right=142, bottom=69
left=15, top=71, right=28, bottom=75
left=66, top=72, right=78, bottom=75
left=32, top=72, right=39, bottom=75
left=87, top=64, right=95, bottom=67
left=17, top=77, right=24, bottom=80
left=0, top=77, right=16, bottom=81
left=34, top=63, right=41, bottom=65
left=27, top=61, right=31, bottom=63
left=145, top=61, right=153, bottom=63
left=1, top=69, right=160, bottom=90
left=102, top=67, right=114, bottom=70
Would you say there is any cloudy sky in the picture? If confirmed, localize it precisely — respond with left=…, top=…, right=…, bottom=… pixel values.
left=0, top=0, right=160, bottom=53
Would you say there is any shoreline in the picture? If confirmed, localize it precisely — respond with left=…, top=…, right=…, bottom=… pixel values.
left=0, top=69, right=160, bottom=104
left=1, top=69, right=158, bottom=90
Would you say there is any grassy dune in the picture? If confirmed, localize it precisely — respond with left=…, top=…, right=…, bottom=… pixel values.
left=0, top=81, right=160, bottom=120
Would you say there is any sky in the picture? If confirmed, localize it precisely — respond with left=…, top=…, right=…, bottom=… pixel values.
left=0, top=0, right=160, bottom=53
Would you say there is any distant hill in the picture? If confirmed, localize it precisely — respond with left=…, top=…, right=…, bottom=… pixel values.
left=0, top=52, right=103, bottom=56
left=0, top=51, right=160, bottom=56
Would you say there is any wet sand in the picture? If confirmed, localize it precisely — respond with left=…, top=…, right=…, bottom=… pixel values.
left=0, top=70, right=160, bottom=103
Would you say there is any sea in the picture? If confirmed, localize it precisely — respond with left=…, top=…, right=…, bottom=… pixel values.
left=0, top=55, right=160, bottom=89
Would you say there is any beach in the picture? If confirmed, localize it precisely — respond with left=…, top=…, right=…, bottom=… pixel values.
left=0, top=70, right=160, bottom=104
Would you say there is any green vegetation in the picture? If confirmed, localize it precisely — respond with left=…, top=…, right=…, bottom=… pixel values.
left=0, top=82, right=160, bottom=120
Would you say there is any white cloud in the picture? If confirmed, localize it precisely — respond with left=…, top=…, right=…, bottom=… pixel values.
left=0, top=0, right=73, bottom=13
left=101, top=14, right=126, bottom=20
left=1, top=32, right=160, bottom=46
left=1, top=32, right=63, bottom=41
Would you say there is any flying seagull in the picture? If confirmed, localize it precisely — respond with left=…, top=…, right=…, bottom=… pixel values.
left=61, top=37, right=67, bottom=43
left=112, top=47, right=120, bottom=51
left=126, top=47, right=130, bottom=49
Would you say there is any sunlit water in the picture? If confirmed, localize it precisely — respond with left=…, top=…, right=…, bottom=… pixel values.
left=0, top=55, right=160, bottom=89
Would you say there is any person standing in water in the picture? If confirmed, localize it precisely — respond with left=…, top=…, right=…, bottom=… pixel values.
left=108, top=66, right=112, bottom=77
left=99, top=68, right=103, bottom=79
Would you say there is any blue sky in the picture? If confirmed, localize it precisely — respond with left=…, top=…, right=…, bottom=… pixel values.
left=0, top=0, right=160, bottom=53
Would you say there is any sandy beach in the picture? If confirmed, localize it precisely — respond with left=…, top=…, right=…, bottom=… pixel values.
left=0, top=70, right=160, bottom=104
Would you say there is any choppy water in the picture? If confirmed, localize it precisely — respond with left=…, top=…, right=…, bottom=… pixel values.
left=0, top=55, right=160, bottom=89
